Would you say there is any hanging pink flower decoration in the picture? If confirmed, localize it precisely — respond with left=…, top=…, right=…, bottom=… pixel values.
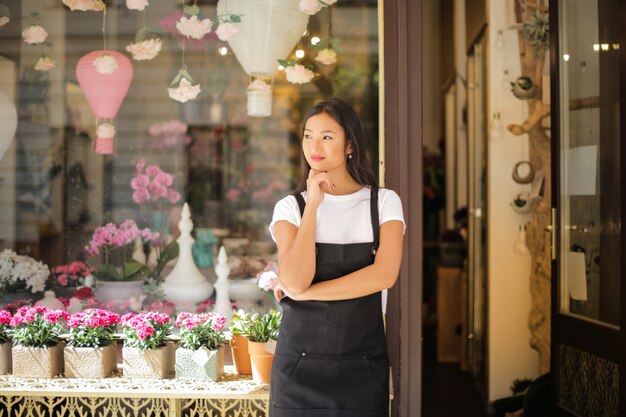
left=126, top=0, right=149, bottom=11
left=126, top=38, right=162, bottom=61
left=22, top=25, right=48, bottom=45
left=215, top=22, right=238, bottom=41
left=96, top=122, right=116, bottom=139
left=176, top=15, right=213, bottom=40
left=93, top=54, right=119, bottom=75
left=168, top=77, right=201, bottom=103
left=299, top=0, right=323, bottom=15
left=76, top=50, right=134, bottom=154
left=0, top=16, right=10, bottom=28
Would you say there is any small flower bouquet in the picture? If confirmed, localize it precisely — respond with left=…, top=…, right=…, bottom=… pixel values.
left=65, top=308, right=121, bottom=378
left=175, top=312, right=227, bottom=380
left=10, top=306, right=69, bottom=378
left=0, top=249, right=49, bottom=294
left=247, top=310, right=282, bottom=383
left=121, top=312, right=174, bottom=378
left=247, top=309, right=282, bottom=343
left=50, top=261, right=94, bottom=293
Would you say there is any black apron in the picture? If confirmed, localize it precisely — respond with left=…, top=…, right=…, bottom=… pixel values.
left=270, top=187, right=389, bottom=417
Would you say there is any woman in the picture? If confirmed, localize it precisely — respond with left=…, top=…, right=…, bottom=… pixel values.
left=268, top=98, right=405, bottom=417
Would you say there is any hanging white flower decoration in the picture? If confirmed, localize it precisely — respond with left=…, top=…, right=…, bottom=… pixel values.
left=126, top=0, right=149, bottom=11
left=126, top=38, right=162, bottom=61
left=176, top=15, right=213, bottom=40
left=61, top=0, right=105, bottom=12
left=93, top=54, right=119, bottom=75
left=34, top=55, right=56, bottom=72
left=168, top=77, right=201, bottom=103
left=285, top=64, right=315, bottom=84
left=0, top=16, right=9, bottom=28
left=315, top=48, right=337, bottom=65
left=22, top=25, right=48, bottom=45
left=299, top=0, right=323, bottom=15
left=96, top=122, right=116, bottom=138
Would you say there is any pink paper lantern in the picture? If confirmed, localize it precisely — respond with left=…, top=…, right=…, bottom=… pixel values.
left=76, top=50, right=133, bottom=154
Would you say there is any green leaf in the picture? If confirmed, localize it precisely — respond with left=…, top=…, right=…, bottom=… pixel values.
left=277, top=59, right=289, bottom=67
left=230, top=14, right=241, bottom=23
left=94, top=264, right=120, bottom=281
left=124, top=261, right=150, bottom=279
left=183, top=4, right=200, bottom=16
left=148, top=26, right=167, bottom=37
left=42, top=41, right=54, bottom=49
left=135, top=27, right=149, bottom=43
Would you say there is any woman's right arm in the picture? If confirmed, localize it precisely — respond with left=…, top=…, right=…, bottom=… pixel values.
left=273, top=202, right=318, bottom=295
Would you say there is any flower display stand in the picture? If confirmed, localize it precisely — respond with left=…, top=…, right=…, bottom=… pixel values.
left=0, top=342, right=11, bottom=375
left=175, top=346, right=224, bottom=381
left=64, top=344, right=117, bottom=378
left=247, top=341, right=274, bottom=384
left=230, top=334, right=252, bottom=375
left=12, top=344, right=64, bottom=378
left=123, top=343, right=175, bottom=379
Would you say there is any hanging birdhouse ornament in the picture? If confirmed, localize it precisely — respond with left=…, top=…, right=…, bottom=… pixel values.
left=216, top=0, right=309, bottom=117
left=76, top=50, right=133, bottom=154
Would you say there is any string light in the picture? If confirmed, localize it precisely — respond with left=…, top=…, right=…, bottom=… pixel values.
left=219, top=47, right=228, bottom=56
left=563, top=54, right=570, bottom=61
left=311, top=36, right=321, bottom=45
left=295, top=49, right=305, bottom=59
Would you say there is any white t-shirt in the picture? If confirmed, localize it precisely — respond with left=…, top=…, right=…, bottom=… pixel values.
left=269, top=186, right=405, bottom=244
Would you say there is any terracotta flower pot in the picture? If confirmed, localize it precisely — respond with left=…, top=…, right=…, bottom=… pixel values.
left=123, top=343, right=175, bottom=379
left=247, top=340, right=274, bottom=384
left=64, top=343, right=117, bottom=378
left=230, top=334, right=252, bottom=375
left=0, top=342, right=11, bottom=375
left=175, top=346, right=224, bottom=381
left=12, top=344, right=64, bottom=378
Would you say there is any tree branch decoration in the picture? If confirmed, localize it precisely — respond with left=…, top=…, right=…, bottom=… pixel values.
left=506, top=0, right=551, bottom=375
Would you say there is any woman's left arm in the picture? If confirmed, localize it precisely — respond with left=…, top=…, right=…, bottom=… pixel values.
left=288, top=220, right=404, bottom=301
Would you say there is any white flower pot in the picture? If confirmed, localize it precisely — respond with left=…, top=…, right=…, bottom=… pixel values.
left=229, top=277, right=264, bottom=303
left=123, top=343, right=175, bottom=379
left=175, top=346, right=224, bottom=381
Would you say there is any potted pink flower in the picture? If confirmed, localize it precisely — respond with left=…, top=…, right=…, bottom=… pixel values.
left=0, top=310, right=12, bottom=375
left=175, top=312, right=227, bottom=381
left=65, top=309, right=121, bottom=378
left=10, top=306, right=69, bottom=378
left=121, top=312, right=174, bottom=378
left=50, top=261, right=94, bottom=298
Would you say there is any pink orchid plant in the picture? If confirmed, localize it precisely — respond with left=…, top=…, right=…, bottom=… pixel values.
left=131, top=160, right=181, bottom=207
left=121, top=311, right=171, bottom=351
left=175, top=312, right=227, bottom=351
left=67, top=309, right=121, bottom=348
left=86, top=219, right=159, bottom=282
left=0, top=310, right=12, bottom=343
left=10, top=306, right=69, bottom=348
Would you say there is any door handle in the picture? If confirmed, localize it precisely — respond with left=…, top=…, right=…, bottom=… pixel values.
left=544, top=208, right=557, bottom=260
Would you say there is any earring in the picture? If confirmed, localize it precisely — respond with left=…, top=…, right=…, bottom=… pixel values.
left=348, top=154, right=352, bottom=160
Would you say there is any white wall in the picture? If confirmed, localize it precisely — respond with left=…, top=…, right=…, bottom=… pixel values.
left=486, top=0, right=541, bottom=402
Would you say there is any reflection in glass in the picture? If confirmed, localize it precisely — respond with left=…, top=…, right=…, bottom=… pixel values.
left=558, top=0, right=620, bottom=326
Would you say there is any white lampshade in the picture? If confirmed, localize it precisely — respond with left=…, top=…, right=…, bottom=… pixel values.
left=0, top=90, right=17, bottom=162
left=217, top=0, right=309, bottom=77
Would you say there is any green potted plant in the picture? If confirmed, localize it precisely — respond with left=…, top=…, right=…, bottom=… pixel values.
left=175, top=312, right=227, bottom=381
left=10, top=305, right=68, bottom=378
left=229, top=309, right=253, bottom=375
left=246, top=309, right=282, bottom=383
left=121, top=312, right=174, bottom=378
left=65, top=309, right=121, bottom=378
left=0, top=310, right=12, bottom=375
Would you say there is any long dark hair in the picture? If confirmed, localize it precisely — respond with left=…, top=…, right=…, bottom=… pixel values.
left=293, top=98, right=378, bottom=194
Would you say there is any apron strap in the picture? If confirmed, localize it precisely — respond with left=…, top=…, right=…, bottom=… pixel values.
left=294, top=193, right=306, bottom=217
left=370, top=187, right=380, bottom=254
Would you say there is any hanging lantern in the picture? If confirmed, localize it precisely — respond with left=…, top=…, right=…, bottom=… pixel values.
left=76, top=50, right=133, bottom=154
left=216, top=0, right=309, bottom=117
left=0, top=90, right=17, bottom=162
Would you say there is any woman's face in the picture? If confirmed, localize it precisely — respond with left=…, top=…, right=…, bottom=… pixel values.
left=302, top=112, right=351, bottom=173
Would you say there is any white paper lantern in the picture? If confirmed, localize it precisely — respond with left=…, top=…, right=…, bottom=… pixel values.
left=217, top=0, right=309, bottom=77
left=218, top=0, right=308, bottom=117
left=0, top=90, right=17, bottom=162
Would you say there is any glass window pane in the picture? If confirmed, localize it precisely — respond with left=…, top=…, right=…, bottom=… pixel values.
left=0, top=1, right=380, bottom=311
left=558, top=0, right=620, bottom=326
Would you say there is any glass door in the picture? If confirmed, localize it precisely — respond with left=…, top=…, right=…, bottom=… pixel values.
left=552, top=0, right=623, bottom=414
left=467, top=35, right=488, bottom=394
